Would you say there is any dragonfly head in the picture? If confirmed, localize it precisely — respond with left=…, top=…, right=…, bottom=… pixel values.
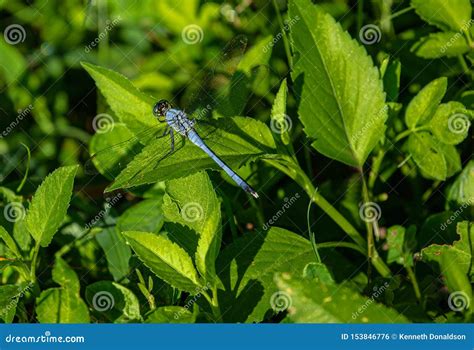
left=153, top=100, right=171, bottom=122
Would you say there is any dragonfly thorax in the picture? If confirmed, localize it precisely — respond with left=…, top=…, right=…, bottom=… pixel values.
left=166, top=108, right=195, bottom=136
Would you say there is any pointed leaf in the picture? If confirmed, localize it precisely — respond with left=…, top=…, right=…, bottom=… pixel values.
left=122, top=231, right=202, bottom=292
left=412, top=32, right=470, bottom=59
left=26, top=165, right=78, bottom=247
left=289, top=0, right=387, bottom=167
left=411, top=0, right=472, bottom=32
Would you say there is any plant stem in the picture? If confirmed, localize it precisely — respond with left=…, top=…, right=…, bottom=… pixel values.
left=272, top=0, right=293, bottom=68
left=306, top=195, right=321, bottom=263
left=317, top=241, right=367, bottom=256
left=406, top=265, right=422, bottom=303
left=29, top=241, right=41, bottom=283
left=265, top=156, right=391, bottom=277
left=357, top=0, right=364, bottom=34
left=389, top=6, right=414, bottom=20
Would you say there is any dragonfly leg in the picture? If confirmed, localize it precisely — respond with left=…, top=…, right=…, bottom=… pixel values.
left=170, top=128, right=175, bottom=153
left=161, top=126, right=169, bottom=137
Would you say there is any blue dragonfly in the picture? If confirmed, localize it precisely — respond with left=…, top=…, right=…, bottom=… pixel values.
left=88, top=35, right=262, bottom=198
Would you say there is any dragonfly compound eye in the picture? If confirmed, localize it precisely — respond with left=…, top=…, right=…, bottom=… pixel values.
left=153, top=100, right=170, bottom=119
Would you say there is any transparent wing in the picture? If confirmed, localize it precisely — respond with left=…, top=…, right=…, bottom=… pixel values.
left=179, top=35, right=248, bottom=120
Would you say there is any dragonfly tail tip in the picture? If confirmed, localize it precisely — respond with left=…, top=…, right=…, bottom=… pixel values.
left=250, top=191, right=259, bottom=199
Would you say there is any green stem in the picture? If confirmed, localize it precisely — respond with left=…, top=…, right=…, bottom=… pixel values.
left=272, top=0, right=293, bottom=68
left=204, top=287, right=221, bottom=322
left=405, top=265, right=422, bottom=303
left=317, top=241, right=367, bottom=256
left=357, top=0, right=364, bottom=34
left=29, top=241, right=41, bottom=282
left=458, top=55, right=471, bottom=78
left=388, top=6, right=413, bottom=20
left=306, top=194, right=321, bottom=263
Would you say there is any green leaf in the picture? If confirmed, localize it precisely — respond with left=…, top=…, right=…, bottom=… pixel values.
left=217, top=227, right=314, bottom=322
left=407, top=133, right=447, bottom=180
left=289, top=1, right=387, bottom=167
left=302, top=262, right=335, bottom=284
left=380, top=58, right=401, bottom=102
left=411, top=0, right=472, bottom=32
left=438, top=143, right=462, bottom=178
left=405, top=77, right=447, bottom=129
left=275, top=273, right=409, bottom=322
left=447, top=160, right=474, bottom=206
left=85, top=281, right=141, bottom=323
left=386, top=225, right=416, bottom=267
left=117, top=199, right=165, bottom=234
left=411, top=32, right=470, bottom=59
left=96, top=227, right=132, bottom=282
left=36, top=257, right=89, bottom=323
left=0, top=40, right=27, bottom=84
left=429, top=102, right=471, bottom=145
left=270, top=79, right=291, bottom=145
left=421, top=221, right=473, bottom=299
left=145, top=306, right=196, bottom=323
left=81, top=62, right=159, bottom=140
left=122, top=231, right=202, bottom=292
left=0, top=226, right=21, bottom=257
left=163, top=172, right=221, bottom=284
left=26, top=165, right=78, bottom=247
left=0, top=283, right=32, bottom=323
left=107, top=117, right=275, bottom=191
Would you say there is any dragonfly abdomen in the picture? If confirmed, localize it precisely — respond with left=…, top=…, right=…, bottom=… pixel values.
left=187, top=130, right=258, bottom=198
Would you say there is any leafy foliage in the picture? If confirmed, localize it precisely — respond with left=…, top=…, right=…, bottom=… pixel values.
left=0, top=0, right=472, bottom=325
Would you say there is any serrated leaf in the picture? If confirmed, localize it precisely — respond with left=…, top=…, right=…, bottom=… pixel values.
left=289, top=0, right=387, bottom=167
left=163, top=172, right=220, bottom=284
left=145, top=306, right=196, bottom=323
left=386, top=225, right=417, bottom=267
left=81, top=62, right=159, bottom=141
left=407, top=133, right=447, bottom=180
left=85, top=281, right=141, bottom=323
left=26, top=165, right=78, bottom=247
left=35, top=257, right=89, bottom=323
left=122, top=231, right=202, bottom=292
left=217, top=227, right=314, bottom=322
left=0, top=226, right=20, bottom=257
left=411, top=32, right=470, bottom=59
left=447, top=160, right=474, bottom=206
left=270, top=79, right=291, bottom=145
left=421, top=221, right=473, bottom=298
left=117, top=199, right=165, bottom=234
left=429, top=102, right=471, bottom=145
left=275, top=273, right=409, bottom=322
left=107, top=117, right=275, bottom=191
left=411, top=0, right=472, bottom=32
left=405, top=77, right=447, bottom=129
